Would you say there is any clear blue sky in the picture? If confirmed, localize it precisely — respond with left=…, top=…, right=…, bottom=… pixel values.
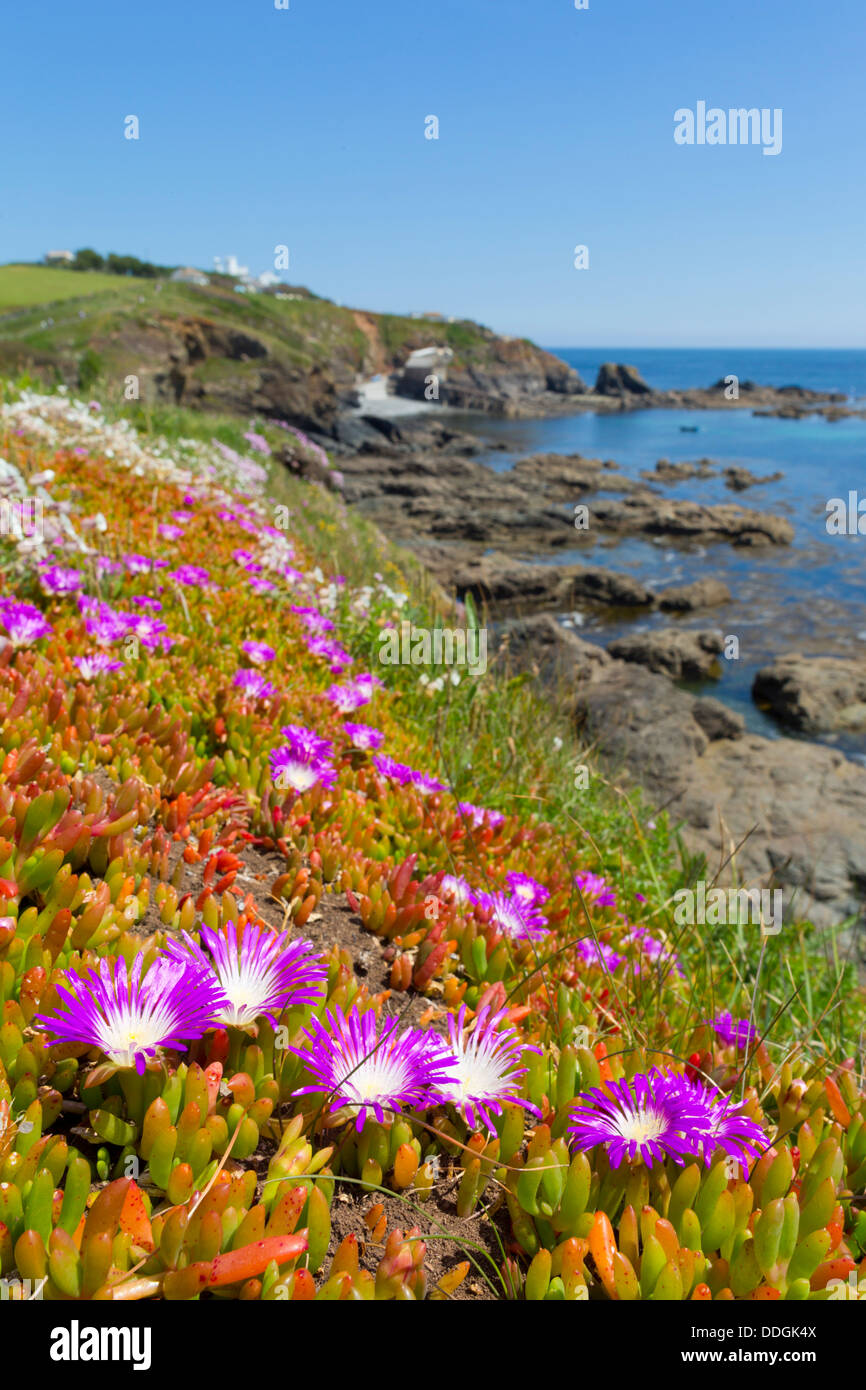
left=2, top=0, right=863, bottom=346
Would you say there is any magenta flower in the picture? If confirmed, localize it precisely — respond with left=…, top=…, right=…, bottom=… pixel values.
left=476, top=891, right=549, bottom=943
left=171, top=565, right=210, bottom=588
left=575, top=938, right=623, bottom=971
left=84, top=605, right=128, bottom=645
left=506, top=871, right=550, bottom=907
left=291, top=1006, right=456, bottom=1131
left=439, top=874, right=478, bottom=907
left=132, top=596, right=163, bottom=613
left=326, top=676, right=380, bottom=713
left=337, top=724, right=380, bottom=755
left=233, top=669, right=276, bottom=700
left=123, top=553, right=157, bottom=575
left=95, top=558, right=124, bottom=577
left=433, top=1005, right=540, bottom=1136
left=248, top=576, right=276, bottom=595
left=457, top=801, right=506, bottom=830
left=270, top=724, right=336, bottom=793
left=75, top=653, right=123, bottom=679
left=665, top=1073, right=767, bottom=1167
left=243, top=430, right=271, bottom=456
left=233, top=549, right=261, bottom=572
left=241, top=640, right=276, bottom=665
left=292, top=605, right=335, bottom=634
left=123, top=613, right=172, bottom=653
left=574, top=871, right=617, bottom=908
left=707, top=1011, right=759, bottom=1050
left=158, top=524, right=184, bottom=540
left=568, top=1069, right=704, bottom=1169
left=372, top=754, right=446, bottom=794
left=626, top=928, right=684, bottom=978
left=39, top=565, right=83, bottom=596
left=568, top=1068, right=766, bottom=1170
left=35, top=953, right=222, bottom=1075
left=306, top=635, right=353, bottom=672
left=167, top=921, right=326, bottom=1029
left=1, top=601, right=53, bottom=647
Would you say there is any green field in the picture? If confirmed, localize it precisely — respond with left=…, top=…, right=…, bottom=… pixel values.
left=0, top=263, right=129, bottom=312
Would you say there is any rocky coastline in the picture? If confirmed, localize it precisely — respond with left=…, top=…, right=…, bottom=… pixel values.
left=320, top=390, right=866, bottom=945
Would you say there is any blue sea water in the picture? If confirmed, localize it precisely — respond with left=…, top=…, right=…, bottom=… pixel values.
left=550, top=348, right=866, bottom=402
left=444, top=350, right=866, bottom=753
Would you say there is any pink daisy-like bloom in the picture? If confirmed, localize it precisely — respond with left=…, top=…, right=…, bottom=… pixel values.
left=290, top=1006, right=457, bottom=1131
left=248, top=576, right=276, bottom=595
left=626, top=927, right=684, bottom=979
left=167, top=921, right=325, bottom=1029
left=270, top=724, right=336, bottom=793
left=243, top=430, right=271, bottom=457
left=35, top=953, right=222, bottom=1076
left=457, top=801, right=505, bottom=830
left=123, top=553, right=157, bottom=575
left=75, top=653, right=124, bottom=680
left=131, top=596, right=163, bottom=613
left=241, top=640, right=276, bottom=665
left=433, top=1004, right=541, bottom=1136
left=123, top=613, right=172, bottom=653
left=343, top=722, right=384, bottom=752
left=94, top=557, right=124, bottom=577
left=171, top=565, right=210, bottom=588
left=233, top=668, right=276, bottom=700
left=232, top=549, right=261, bottom=571
left=291, top=605, right=335, bottom=634
left=39, top=565, right=83, bottom=596
left=658, top=1072, right=767, bottom=1168
left=574, top=871, right=617, bottom=909
left=1, top=601, right=53, bottom=647
left=326, top=675, right=382, bottom=713
left=84, top=605, right=128, bottom=646
left=568, top=1068, right=766, bottom=1171
left=706, top=1011, right=759, bottom=1050
left=575, top=938, right=623, bottom=971
left=372, top=754, right=446, bottom=794
left=568, top=1068, right=706, bottom=1169
left=476, top=890, right=549, bottom=944
left=506, top=871, right=550, bottom=907
left=171, top=511, right=194, bottom=525
left=439, top=874, right=478, bottom=908
left=158, top=524, right=184, bottom=540
left=306, top=635, right=353, bottom=673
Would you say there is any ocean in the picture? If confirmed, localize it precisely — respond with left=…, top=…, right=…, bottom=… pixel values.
left=446, top=349, right=866, bottom=756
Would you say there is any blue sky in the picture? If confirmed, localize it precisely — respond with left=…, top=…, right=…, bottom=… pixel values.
left=2, top=0, right=863, bottom=346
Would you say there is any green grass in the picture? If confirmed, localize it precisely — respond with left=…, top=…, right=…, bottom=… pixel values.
left=0, top=263, right=127, bottom=311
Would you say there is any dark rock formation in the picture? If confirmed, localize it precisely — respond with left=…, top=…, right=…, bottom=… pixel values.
left=658, top=579, right=731, bottom=611
left=608, top=627, right=725, bottom=679
left=753, top=655, right=866, bottom=733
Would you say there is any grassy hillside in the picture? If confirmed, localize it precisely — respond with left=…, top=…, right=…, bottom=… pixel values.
left=0, top=263, right=127, bottom=310
left=0, top=264, right=566, bottom=426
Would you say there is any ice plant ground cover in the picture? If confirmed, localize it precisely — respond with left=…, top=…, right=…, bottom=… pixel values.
left=0, top=384, right=864, bottom=1303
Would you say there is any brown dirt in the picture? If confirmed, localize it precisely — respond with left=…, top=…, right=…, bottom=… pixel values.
left=327, top=1180, right=507, bottom=1300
